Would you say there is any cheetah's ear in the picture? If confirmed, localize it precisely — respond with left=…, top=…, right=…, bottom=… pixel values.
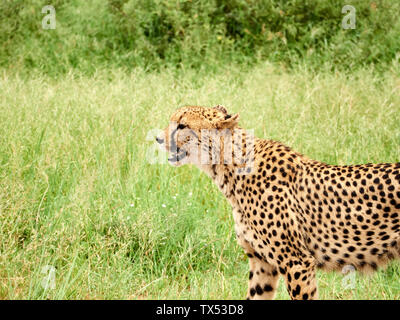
left=216, top=113, right=240, bottom=129
left=214, top=104, right=228, bottom=114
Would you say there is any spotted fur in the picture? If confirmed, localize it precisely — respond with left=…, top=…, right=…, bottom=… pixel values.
left=156, top=105, right=400, bottom=300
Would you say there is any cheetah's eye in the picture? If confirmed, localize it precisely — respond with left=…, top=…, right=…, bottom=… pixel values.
left=177, top=123, right=187, bottom=130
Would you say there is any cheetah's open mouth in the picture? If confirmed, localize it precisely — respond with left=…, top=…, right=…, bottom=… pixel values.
left=168, top=150, right=188, bottom=163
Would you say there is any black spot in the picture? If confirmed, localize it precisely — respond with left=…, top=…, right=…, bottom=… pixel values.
left=254, top=251, right=263, bottom=260
left=323, top=255, right=331, bottom=261
left=370, top=248, right=379, bottom=255
left=337, top=259, right=345, bottom=265
left=292, top=285, right=301, bottom=298
left=255, top=284, right=263, bottom=295
left=263, top=284, right=273, bottom=292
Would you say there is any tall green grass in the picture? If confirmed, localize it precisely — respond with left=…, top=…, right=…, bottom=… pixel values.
left=0, top=63, right=399, bottom=299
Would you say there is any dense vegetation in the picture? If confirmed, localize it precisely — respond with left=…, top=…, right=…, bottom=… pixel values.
left=1, top=0, right=399, bottom=74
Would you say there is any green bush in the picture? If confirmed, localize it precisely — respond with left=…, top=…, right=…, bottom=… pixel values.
left=1, top=0, right=399, bottom=74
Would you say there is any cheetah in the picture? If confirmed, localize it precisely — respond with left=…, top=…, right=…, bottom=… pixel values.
left=156, top=105, right=400, bottom=300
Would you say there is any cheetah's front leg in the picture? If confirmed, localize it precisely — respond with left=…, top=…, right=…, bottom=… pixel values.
left=282, top=257, right=318, bottom=300
left=246, top=252, right=280, bottom=300
left=237, top=234, right=280, bottom=300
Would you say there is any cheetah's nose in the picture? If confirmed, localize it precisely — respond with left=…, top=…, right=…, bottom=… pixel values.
left=156, top=137, right=164, bottom=144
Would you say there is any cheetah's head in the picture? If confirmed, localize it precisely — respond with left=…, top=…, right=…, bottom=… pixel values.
left=156, top=105, right=240, bottom=167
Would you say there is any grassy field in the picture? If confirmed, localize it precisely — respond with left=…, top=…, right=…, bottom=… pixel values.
left=0, top=63, right=400, bottom=299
